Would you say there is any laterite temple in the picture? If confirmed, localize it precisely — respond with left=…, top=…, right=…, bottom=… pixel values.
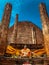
left=0, top=3, right=49, bottom=65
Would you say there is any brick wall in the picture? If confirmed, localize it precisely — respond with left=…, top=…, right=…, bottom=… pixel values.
left=8, top=22, right=43, bottom=45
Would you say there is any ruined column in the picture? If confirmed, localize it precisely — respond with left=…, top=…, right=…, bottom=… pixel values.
left=10, top=14, right=18, bottom=44
left=0, top=3, right=12, bottom=55
left=39, top=3, right=49, bottom=56
left=32, top=28, right=36, bottom=44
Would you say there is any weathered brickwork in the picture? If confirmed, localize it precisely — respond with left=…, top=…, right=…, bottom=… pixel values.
left=40, top=3, right=49, bottom=56
left=9, top=14, right=18, bottom=44
left=0, top=3, right=12, bottom=55
left=0, top=3, right=44, bottom=55
left=8, top=22, right=43, bottom=45
left=0, top=2, right=49, bottom=65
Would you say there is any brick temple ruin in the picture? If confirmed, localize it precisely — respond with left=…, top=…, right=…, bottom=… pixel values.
left=0, top=3, right=49, bottom=65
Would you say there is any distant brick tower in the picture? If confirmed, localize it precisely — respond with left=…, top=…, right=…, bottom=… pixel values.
left=39, top=3, right=49, bottom=56
left=10, top=14, right=18, bottom=44
left=0, top=3, right=12, bottom=55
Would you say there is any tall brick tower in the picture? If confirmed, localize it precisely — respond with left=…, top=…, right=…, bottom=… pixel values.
left=39, top=3, right=49, bottom=56
left=0, top=3, right=12, bottom=55
left=10, top=14, right=18, bottom=44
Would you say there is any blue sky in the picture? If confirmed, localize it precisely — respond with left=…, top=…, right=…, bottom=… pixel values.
left=0, top=0, right=49, bottom=29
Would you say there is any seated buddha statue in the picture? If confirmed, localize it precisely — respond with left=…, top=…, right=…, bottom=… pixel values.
left=20, top=45, right=31, bottom=57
